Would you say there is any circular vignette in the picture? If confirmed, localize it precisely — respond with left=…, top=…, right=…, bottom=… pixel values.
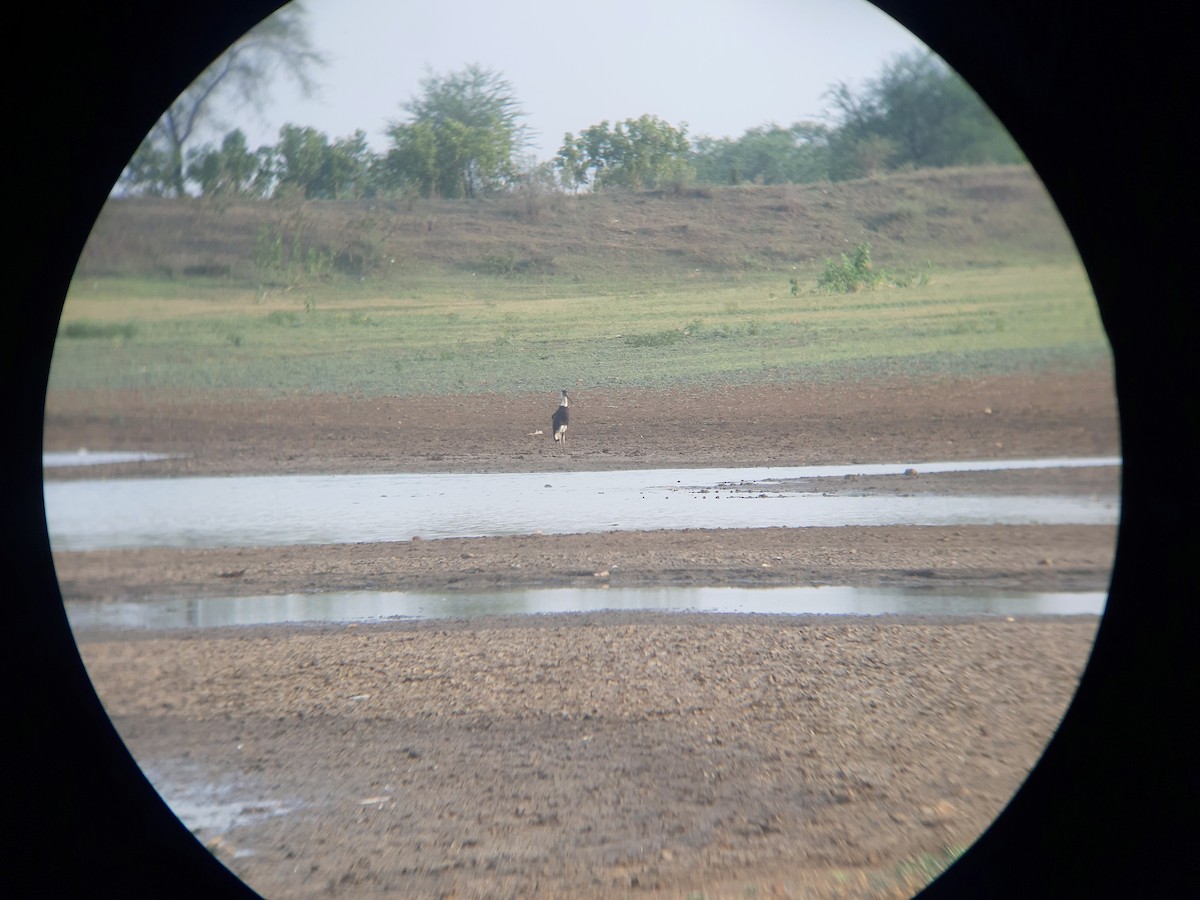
left=5, top=2, right=1196, bottom=898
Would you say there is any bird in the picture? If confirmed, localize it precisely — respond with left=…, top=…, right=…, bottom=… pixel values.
left=551, top=389, right=569, bottom=449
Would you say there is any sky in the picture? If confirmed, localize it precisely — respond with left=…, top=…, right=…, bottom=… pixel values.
left=214, top=0, right=929, bottom=161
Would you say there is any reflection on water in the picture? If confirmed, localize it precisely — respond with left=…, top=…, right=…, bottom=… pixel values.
left=45, top=457, right=1121, bottom=552
left=65, top=585, right=1107, bottom=631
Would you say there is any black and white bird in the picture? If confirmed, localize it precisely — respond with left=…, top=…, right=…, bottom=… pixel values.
left=551, top=389, right=570, bottom=449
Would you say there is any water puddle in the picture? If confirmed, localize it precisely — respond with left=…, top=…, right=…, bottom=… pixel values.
left=66, top=585, right=1106, bottom=630
left=139, top=758, right=292, bottom=855
left=45, top=457, right=1120, bottom=552
left=43, top=449, right=177, bottom=467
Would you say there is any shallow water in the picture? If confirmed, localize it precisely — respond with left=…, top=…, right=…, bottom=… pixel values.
left=43, top=449, right=177, bottom=467
left=44, top=457, right=1120, bottom=552
left=65, top=585, right=1107, bottom=631
left=138, top=758, right=291, bottom=851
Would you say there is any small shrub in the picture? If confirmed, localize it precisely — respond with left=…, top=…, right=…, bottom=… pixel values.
left=892, top=262, right=934, bottom=289
left=816, top=242, right=885, bottom=293
left=304, top=246, right=334, bottom=279
left=254, top=226, right=283, bottom=273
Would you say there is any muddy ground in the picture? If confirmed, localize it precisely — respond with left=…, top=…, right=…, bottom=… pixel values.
left=54, top=367, right=1121, bottom=897
left=78, top=614, right=1103, bottom=899
left=43, top=369, right=1118, bottom=479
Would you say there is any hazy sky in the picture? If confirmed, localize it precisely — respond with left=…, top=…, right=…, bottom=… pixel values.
left=217, top=0, right=928, bottom=160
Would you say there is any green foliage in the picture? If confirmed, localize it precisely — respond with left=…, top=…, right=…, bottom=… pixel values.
left=185, top=129, right=267, bottom=197
left=254, top=225, right=283, bottom=273
left=122, top=34, right=1029, bottom=202
left=120, top=137, right=178, bottom=197
left=557, top=115, right=693, bottom=191
left=692, top=123, right=831, bottom=186
left=383, top=64, right=526, bottom=199
left=254, top=222, right=334, bottom=286
left=118, top=5, right=324, bottom=197
left=122, top=27, right=1026, bottom=201
left=824, top=50, right=1023, bottom=180
left=275, top=125, right=331, bottom=197
left=267, top=125, right=375, bottom=199
left=816, top=243, right=885, bottom=293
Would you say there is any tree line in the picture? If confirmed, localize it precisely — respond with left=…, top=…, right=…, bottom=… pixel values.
left=120, top=7, right=1022, bottom=200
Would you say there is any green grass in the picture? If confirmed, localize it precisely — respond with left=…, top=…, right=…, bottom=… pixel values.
left=872, top=844, right=969, bottom=895
left=54, top=166, right=1102, bottom=397
left=49, top=259, right=1111, bottom=397
left=669, top=843, right=970, bottom=899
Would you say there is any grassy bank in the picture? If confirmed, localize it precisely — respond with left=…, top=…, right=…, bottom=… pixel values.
left=51, top=166, right=1110, bottom=397
left=52, top=263, right=1108, bottom=396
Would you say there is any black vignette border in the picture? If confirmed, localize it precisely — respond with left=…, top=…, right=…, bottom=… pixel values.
left=4, top=0, right=1197, bottom=896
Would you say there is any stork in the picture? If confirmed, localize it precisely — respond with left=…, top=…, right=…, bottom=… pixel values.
left=551, top=389, right=569, bottom=449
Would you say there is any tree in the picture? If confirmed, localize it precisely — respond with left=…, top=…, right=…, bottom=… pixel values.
left=823, top=50, right=1023, bottom=180
left=119, top=3, right=324, bottom=196
left=185, top=129, right=266, bottom=196
left=274, top=124, right=331, bottom=198
left=120, top=135, right=177, bottom=197
left=257, top=125, right=377, bottom=200
left=383, top=64, right=527, bottom=199
left=556, top=115, right=692, bottom=191
left=328, top=130, right=374, bottom=199
left=692, top=122, right=831, bottom=186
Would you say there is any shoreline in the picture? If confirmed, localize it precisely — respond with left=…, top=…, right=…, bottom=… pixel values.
left=55, top=522, right=1118, bottom=603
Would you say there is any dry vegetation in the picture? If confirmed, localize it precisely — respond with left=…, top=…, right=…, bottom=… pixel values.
left=77, top=166, right=1073, bottom=286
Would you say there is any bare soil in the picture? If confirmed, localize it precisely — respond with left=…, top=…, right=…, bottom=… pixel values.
left=43, top=368, right=1117, bottom=479
left=78, top=614, right=1101, bottom=899
left=56, top=366, right=1121, bottom=898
